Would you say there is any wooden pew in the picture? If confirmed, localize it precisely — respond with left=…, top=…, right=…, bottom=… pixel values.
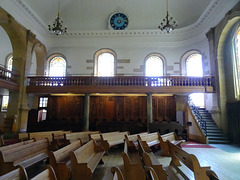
left=0, top=138, right=50, bottom=175
left=29, top=131, right=64, bottom=141
left=0, top=136, right=4, bottom=147
left=100, top=131, right=129, bottom=153
left=138, top=139, right=167, bottom=180
left=111, top=166, right=124, bottom=180
left=18, top=133, right=29, bottom=141
left=52, top=131, right=71, bottom=149
left=0, top=138, right=36, bottom=152
left=121, top=141, right=146, bottom=180
left=124, top=132, right=148, bottom=148
left=168, top=141, right=218, bottom=180
left=146, top=167, right=159, bottom=180
left=64, top=131, right=99, bottom=144
left=29, top=130, right=70, bottom=150
left=70, top=139, right=105, bottom=180
left=0, top=135, right=21, bottom=146
left=137, top=132, right=160, bottom=148
left=88, top=133, right=102, bottom=144
left=159, top=132, right=185, bottom=156
left=31, top=165, right=57, bottom=180
left=0, top=165, right=28, bottom=180
left=48, top=140, right=82, bottom=180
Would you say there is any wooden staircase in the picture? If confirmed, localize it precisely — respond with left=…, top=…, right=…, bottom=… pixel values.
left=195, top=108, right=229, bottom=144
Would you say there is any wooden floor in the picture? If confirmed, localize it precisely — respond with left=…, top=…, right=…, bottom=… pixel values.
left=92, top=143, right=240, bottom=180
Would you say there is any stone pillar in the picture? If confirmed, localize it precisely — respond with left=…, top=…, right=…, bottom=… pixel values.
left=147, top=93, right=153, bottom=132
left=83, top=93, right=90, bottom=131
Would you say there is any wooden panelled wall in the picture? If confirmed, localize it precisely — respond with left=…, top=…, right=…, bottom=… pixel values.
left=227, top=101, right=240, bottom=144
left=28, top=95, right=176, bottom=132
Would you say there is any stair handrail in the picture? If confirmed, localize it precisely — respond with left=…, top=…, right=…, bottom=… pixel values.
left=187, top=96, right=207, bottom=137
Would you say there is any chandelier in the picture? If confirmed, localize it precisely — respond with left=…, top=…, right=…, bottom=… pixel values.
left=158, top=0, right=177, bottom=33
left=48, top=0, right=67, bottom=35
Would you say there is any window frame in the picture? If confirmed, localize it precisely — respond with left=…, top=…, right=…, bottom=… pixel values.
left=232, top=26, right=240, bottom=99
left=47, top=54, right=67, bottom=76
left=94, top=49, right=117, bottom=76
left=144, top=53, right=166, bottom=76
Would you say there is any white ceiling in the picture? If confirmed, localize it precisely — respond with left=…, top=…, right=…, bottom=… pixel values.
left=22, top=0, right=211, bottom=30
left=0, top=0, right=239, bottom=44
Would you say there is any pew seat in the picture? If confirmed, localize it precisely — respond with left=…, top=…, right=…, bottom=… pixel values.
left=121, top=141, right=145, bottom=180
left=138, top=138, right=167, bottom=180
left=0, top=165, right=27, bottom=180
left=159, top=132, right=185, bottom=156
left=70, top=140, right=105, bottom=180
left=137, top=132, right=160, bottom=149
left=0, top=138, right=50, bottom=175
left=64, top=131, right=99, bottom=144
left=48, top=140, right=82, bottom=180
left=101, top=131, right=129, bottom=153
left=168, top=141, right=218, bottom=180
left=31, top=165, right=57, bottom=180
left=111, top=166, right=124, bottom=180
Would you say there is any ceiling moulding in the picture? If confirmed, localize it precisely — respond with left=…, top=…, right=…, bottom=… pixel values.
left=14, top=0, right=222, bottom=38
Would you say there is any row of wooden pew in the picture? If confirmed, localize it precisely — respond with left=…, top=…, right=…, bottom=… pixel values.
left=0, top=130, right=130, bottom=180
left=112, top=131, right=219, bottom=180
left=1, top=130, right=219, bottom=180
left=0, top=165, right=57, bottom=180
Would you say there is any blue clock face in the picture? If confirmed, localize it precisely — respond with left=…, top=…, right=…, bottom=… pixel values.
left=110, top=13, right=128, bottom=30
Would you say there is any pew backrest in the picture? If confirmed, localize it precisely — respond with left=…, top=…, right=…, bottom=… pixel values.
left=111, top=166, right=124, bottom=180
left=65, top=131, right=99, bottom=144
left=29, top=131, right=63, bottom=141
left=0, top=165, right=28, bottom=180
left=0, top=138, right=50, bottom=175
left=168, top=141, right=217, bottom=180
left=49, top=140, right=82, bottom=165
left=0, top=138, right=36, bottom=152
left=31, top=165, right=57, bottom=180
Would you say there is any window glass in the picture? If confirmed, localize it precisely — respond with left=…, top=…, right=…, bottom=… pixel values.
left=39, top=97, right=48, bottom=108
left=186, top=53, right=204, bottom=107
left=97, top=53, right=114, bottom=76
left=1, top=96, right=9, bottom=111
left=235, top=28, right=240, bottom=84
left=7, top=56, right=13, bottom=71
left=186, top=54, right=203, bottom=77
left=49, top=56, right=66, bottom=76
left=145, top=56, right=163, bottom=76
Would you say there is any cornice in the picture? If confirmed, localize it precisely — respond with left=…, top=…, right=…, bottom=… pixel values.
left=12, top=0, right=223, bottom=39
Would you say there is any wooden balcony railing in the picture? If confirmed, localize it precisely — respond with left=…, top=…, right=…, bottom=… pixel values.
left=0, top=66, right=19, bottom=91
left=26, top=76, right=215, bottom=94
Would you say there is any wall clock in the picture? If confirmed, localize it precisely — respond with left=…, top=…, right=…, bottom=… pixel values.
left=109, top=12, right=129, bottom=30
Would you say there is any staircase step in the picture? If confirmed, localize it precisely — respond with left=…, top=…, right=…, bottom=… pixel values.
left=207, top=132, right=225, bottom=136
left=206, top=129, right=223, bottom=133
left=207, top=137, right=226, bottom=140
left=208, top=139, right=229, bottom=144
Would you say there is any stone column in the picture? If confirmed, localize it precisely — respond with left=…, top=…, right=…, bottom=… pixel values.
left=83, top=93, right=90, bottom=131
left=147, top=93, right=153, bottom=132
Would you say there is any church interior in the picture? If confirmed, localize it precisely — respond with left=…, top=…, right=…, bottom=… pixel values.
left=0, top=0, right=240, bottom=179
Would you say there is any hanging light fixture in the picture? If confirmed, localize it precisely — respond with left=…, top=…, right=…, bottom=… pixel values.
left=48, top=0, right=67, bottom=35
left=158, top=0, right=177, bottom=33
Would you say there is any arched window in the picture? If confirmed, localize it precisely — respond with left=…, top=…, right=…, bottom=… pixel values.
left=233, top=27, right=240, bottom=98
left=145, top=54, right=164, bottom=76
left=7, top=56, right=13, bottom=71
left=186, top=53, right=203, bottom=77
left=186, top=52, right=204, bottom=107
left=49, top=56, right=66, bottom=76
left=94, top=49, right=116, bottom=76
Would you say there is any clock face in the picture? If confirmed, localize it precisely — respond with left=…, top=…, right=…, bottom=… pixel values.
left=110, top=13, right=129, bottom=30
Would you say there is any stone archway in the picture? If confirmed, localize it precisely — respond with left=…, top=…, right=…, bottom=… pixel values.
left=0, top=7, right=41, bottom=132
left=213, top=4, right=240, bottom=133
